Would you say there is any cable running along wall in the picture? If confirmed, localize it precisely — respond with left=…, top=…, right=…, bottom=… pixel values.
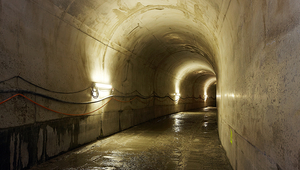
left=0, top=76, right=215, bottom=116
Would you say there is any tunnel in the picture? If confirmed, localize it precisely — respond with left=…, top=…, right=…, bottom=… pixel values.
left=0, top=0, right=300, bottom=169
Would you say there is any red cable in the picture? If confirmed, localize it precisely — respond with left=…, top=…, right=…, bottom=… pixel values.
left=0, top=94, right=197, bottom=116
left=0, top=94, right=20, bottom=105
left=0, top=94, right=112, bottom=116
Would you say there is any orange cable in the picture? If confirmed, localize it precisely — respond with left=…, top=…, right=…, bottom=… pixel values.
left=21, top=94, right=113, bottom=116
left=0, top=93, right=199, bottom=116
left=0, top=93, right=113, bottom=116
left=0, top=94, right=20, bottom=105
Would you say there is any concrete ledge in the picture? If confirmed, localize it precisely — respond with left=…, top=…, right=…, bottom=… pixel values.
left=0, top=100, right=217, bottom=170
left=0, top=114, right=102, bottom=170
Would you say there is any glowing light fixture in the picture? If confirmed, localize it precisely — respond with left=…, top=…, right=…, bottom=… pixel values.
left=204, top=94, right=208, bottom=101
left=174, top=93, right=181, bottom=101
left=91, top=87, right=99, bottom=99
left=95, top=83, right=112, bottom=90
left=174, top=93, right=181, bottom=96
left=91, top=83, right=112, bottom=99
left=203, top=77, right=217, bottom=101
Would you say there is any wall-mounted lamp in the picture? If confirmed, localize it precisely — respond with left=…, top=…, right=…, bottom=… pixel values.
left=94, top=83, right=112, bottom=90
left=91, top=86, right=99, bottom=99
left=174, top=93, right=181, bottom=101
left=204, top=94, right=208, bottom=101
left=91, top=83, right=113, bottom=99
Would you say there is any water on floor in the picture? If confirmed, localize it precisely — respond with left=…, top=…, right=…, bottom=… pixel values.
left=30, top=107, right=233, bottom=170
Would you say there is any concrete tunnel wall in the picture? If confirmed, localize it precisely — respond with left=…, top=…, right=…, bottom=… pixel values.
left=0, top=0, right=300, bottom=170
left=0, top=0, right=216, bottom=169
left=216, top=1, right=300, bottom=169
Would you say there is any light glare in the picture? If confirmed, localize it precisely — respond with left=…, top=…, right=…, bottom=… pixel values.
left=95, top=83, right=112, bottom=89
left=203, top=77, right=216, bottom=101
left=91, top=82, right=113, bottom=99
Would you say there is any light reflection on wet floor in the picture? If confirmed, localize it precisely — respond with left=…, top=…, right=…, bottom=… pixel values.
left=30, top=107, right=233, bottom=170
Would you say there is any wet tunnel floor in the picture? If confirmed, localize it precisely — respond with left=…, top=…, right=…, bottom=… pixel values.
left=30, top=107, right=233, bottom=170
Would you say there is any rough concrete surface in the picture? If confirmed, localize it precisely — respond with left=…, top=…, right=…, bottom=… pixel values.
left=29, top=108, right=232, bottom=170
left=0, top=0, right=300, bottom=169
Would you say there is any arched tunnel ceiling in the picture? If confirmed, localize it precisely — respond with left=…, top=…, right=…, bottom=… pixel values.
left=37, top=0, right=221, bottom=83
left=3, top=1, right=300, bottom=169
